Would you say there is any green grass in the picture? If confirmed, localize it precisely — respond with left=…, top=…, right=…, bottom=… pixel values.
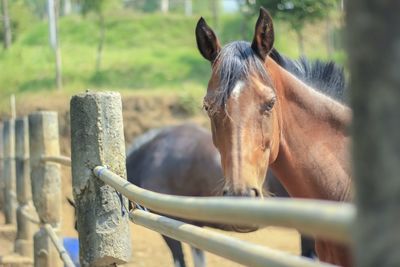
left=0, top=12, right=346, bottom=110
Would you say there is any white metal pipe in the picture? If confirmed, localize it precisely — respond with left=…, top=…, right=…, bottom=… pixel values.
left=94, top=166, right=355, bottom=243
left=41, top=155, right=71, bottom=166
left=131, top=209, right=336, bottom=267
left=43, top=224, right=75, bottom=267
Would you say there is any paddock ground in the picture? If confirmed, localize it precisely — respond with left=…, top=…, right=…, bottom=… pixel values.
left=0, top=169, right=301, bottom=267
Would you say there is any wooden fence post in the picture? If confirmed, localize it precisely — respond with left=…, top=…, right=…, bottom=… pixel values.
left=70, top=92, right=131, bottom=266
left=29, top=111, right=62, bottom=267
left=15, top=117, right=36, bottom=258
left=3, top=119, right=17, bottom=224
left=346, top=1, right=400, bottom=266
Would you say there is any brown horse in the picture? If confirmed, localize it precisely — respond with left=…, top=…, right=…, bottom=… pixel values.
left=195, top=7, right=352, bottom=267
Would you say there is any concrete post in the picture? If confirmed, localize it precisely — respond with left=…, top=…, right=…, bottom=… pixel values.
left=15, top=117, right=35, bottom=258
left=0, top=122, right=4, bottom=213
left=3, top=119, right=17, bottom=224
left=29, top=111, right=62, bottom=267
left=70, top=92, right=131, bottom=266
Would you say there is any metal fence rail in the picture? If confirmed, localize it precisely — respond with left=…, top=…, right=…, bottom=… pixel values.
left=94, top=166, right=355, bottom=243
left=130, top=209, right=337, bottom=267
left=41, top=155, right=71, bottom=166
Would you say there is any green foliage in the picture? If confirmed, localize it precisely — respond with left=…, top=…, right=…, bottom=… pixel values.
left=245, top=0, right=338, bottom=31
left=0, top=12, right=345, bottom=100
left=78, top=0, right=121, bottom=16
left=125, top=0, right=160, bottom=13
left=0, top=0, right=39, bottom=43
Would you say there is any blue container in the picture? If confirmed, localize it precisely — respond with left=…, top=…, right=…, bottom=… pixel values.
left=63, top=237, right=80, bottom=267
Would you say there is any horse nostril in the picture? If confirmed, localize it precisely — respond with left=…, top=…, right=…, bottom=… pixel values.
left=250, top=188, right=260, bottom=197
left=222, top=189, right=228, bottom=196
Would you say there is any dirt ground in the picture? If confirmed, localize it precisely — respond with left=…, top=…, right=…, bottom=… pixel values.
left=0, top=93, right=301, bottom=266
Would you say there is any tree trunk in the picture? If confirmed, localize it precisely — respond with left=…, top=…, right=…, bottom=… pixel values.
left=184, top=0, right=192, bottom=16
left=61, top=0, right=71, bottom=16
left=296, top=29, right=305, bottom=57
left=161, top=0, right=169, bottom=14
left=326, top=18, right=334, bottom=58
left=47, top=0, right=62, bottom=90
left=1, top=0, right=12, bottom=49
left=346, top=1, right=400, bottom=267
left=211, top=0, right=220, bottom=32
left=96, top=12, right=105, bottom=72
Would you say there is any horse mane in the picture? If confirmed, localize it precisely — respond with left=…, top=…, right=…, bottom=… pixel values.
left=212, top=41, right=346, bottom=111
left=212, top=41, right=271, bottom=111
left=269, top=49, right=346, bottom=102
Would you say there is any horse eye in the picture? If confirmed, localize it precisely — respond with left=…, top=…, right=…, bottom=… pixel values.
left=261, top=97, right=276, bottom=113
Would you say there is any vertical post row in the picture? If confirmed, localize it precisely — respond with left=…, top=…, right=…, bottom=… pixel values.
left=3, top=119, right=17, bottom=224
left=29, top=111, right=62, bottom=267
left=15, top=117, right=35, bottom=258
left=70, top=92, right=131, bottom=266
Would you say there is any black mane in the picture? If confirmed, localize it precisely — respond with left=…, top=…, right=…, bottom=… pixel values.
left=270, top=48, right=346, bottom=102
left=213, top=41, right=346, bottom=110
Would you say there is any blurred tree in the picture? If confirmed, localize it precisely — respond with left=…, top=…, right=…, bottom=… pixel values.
left=161, top=0, right=169, bottom=13
left=243, top=0, right=338, bottom=55
left=1, top=0, right=12, bottom=49
left=79, top=0, right=120, bottom=71
left=184, top=0, right=192, bottom=16
left=60, top=0, right=72, bottom=16
left=124, top=0, right=159, bottom=13
left=25, top=0, right=47, bottom=19
left=210, top=0, right=221, bottom=32
left=1, top=0, right=38, bottom=47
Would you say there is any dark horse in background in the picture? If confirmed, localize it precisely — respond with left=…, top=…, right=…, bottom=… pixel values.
left=196, top=7, right=350, bottom=266
left=126, top=124, right=315, bottom=267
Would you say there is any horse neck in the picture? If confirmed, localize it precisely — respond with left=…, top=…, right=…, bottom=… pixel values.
left=267, top=58, right=352, bottom=201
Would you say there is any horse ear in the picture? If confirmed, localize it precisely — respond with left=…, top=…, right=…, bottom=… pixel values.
left=195, top=17, right=221, bottom=62
left=251, top=7, right=274, bottom=61
left=67, top=197, right=76, bottom=208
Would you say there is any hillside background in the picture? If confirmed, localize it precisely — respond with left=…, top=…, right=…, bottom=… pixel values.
left=0, top=0, right=345, bottom=116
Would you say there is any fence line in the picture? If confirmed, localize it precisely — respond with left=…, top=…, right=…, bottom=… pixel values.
left=93, top=166, right=354, bottom=244
left=130, top=209, right=337, bottom=267
left=52, top=155, right=354, bottom=243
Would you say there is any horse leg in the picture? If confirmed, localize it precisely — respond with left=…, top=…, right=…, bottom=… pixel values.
left=300, top=235, right=316, bottom=258
left=190, top=246, right=205, bottom=267
left=162, top=235, right=186, bottom=267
